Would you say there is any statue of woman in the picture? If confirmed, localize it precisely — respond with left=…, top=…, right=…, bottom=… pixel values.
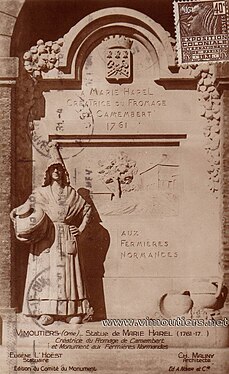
left=11, top=161, right=93, bottom=326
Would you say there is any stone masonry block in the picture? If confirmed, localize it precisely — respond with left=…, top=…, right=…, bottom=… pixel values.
left=0, top=1, right=24, bottom=18
left=0, top=57, right=18, bottom=78
left=0, top=13, right=16, bottom=36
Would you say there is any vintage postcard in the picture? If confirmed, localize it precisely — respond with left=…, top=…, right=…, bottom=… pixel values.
left=0, top=0, right=228, bottom=373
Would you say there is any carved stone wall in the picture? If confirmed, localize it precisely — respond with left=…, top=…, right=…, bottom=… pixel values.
left=197, top=64, right=221, bottom=197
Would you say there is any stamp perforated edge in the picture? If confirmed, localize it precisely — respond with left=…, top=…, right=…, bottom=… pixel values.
left=173, top=0, right=229, bottom=65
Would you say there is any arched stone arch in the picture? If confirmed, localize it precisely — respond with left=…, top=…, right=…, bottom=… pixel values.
left=0, top=0, right=25, bottom=57
left=65, top=25, right=170, bottom=82
left=59, top=7, right=176, bottom=81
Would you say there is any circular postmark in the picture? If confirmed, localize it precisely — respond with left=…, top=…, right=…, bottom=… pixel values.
left=26, top=267, right=52, bottom=330
left=27, top=93, right=94, bottom=160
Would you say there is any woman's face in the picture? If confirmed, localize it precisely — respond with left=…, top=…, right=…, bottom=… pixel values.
left=50, top=165, right=64, bottom=182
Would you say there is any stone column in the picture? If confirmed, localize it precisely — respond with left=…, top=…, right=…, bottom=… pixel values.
left=0, top=57, right=18, bottom=344
left=216, top=63, right=229, bottom=314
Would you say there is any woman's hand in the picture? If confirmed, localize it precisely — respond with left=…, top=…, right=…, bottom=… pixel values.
left=69, top=225, right=81, bottom=237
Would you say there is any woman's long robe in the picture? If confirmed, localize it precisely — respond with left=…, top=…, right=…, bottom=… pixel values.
left=21, top=185, right=92, bottom=317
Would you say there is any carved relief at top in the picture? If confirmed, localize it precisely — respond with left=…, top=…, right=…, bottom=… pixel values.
left=102, top=36, right=133, bottom=84
left=23, top=38, right=64, bottom=79
left=196, top=64, right=221, bottom=196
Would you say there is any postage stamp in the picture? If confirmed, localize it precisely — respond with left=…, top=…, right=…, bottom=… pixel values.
left=173, top=0, right=229, bottom=64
